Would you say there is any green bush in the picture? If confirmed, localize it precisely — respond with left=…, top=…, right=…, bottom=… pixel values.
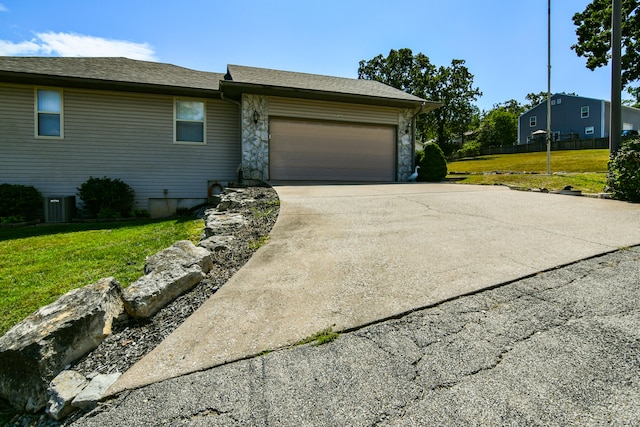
left=607, top=138, right=640, bottom=202
left=0, top=183, right=43, bottom=221
left=77, top=176, right=135, bottom=218
left=416, top=143, right=448, bottom=182
left=456, top=140, right=481, bottom=158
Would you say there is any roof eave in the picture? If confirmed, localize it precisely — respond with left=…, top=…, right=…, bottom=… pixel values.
left=0, top=71, right=222, bottom=98
left=219, top=80, right=433, bottom=109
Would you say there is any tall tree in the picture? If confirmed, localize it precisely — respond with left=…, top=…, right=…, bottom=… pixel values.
left=493, top=99, right=526, bottom=116
left=572, top=0, right=639, bottom=93
left=524, top=92, right=549, bottom=110
left=477, top=107, right=519, bottom=147
left=358, top=49, right=481, bottom=154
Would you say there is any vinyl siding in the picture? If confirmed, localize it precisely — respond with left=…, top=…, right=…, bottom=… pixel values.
left=0, top=83, right=240, bottom=210
left=268, top=96, right=398, bottom=125
left=518, top=95, right=607, bottom=144
left=621, top=104, right=640, bottom=132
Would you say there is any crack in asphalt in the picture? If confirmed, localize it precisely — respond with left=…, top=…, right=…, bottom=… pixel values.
left=55, top=248, right=640, bottom=426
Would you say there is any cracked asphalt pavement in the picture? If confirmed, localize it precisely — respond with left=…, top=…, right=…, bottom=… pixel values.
left=72, top=247, right=640, bottom=426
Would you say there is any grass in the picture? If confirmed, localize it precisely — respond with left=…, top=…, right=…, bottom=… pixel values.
left=0, top=218, right=203, bottom=336
left=294, top=327, right=339, bottom=346
left=448, top=149, right=610, bottom=193
left=249, top=235, right=270, bottom=250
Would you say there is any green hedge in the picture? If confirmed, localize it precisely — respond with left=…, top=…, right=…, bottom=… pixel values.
left=77, top=176, right=135, bottom=218
left=607, top=138, right=640, bottom=202
left=0, top=184, right=43, bottom=223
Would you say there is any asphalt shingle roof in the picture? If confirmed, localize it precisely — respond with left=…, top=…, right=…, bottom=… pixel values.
left=225, top=64, right=427, bottom=103
left=0, top=56, right=223, bottom=90
left=0, top=57, right=434, bottom=106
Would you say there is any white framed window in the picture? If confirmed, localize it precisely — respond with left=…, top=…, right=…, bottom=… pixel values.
left=551, top=100, right=556, bottom=106
left=581, top=106, right=589, bottom=118
left=35, top=88, right=63, bottom=138
left=529, top=116, right=537, bottom=127
left=585, top=126, right=595, bottom=135
left=557, top=98, right=562, bottom=104
left=174, top=99, right=205, bottom=144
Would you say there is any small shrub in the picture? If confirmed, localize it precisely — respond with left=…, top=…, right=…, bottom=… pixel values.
left=456, top=140, right=481, bottom=158
left=1, top=215, right=25, bottom=224
left=607, top=138, right=640, bottom=202
left=77, top=177, right=135, bottom=218
left=132, top=209, right=150, bottom=218
left=416, top=143, right=448, bottom=182
left=0, top=183, right=43, bottom=221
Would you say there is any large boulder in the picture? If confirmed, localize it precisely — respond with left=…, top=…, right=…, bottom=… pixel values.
left=144, top=240, right=213, bottom=274
left=0, top=278, right=123, bottom=412
left=202, top=212, right=246, bottom=239
left=122, top=240, right=212, bottom=318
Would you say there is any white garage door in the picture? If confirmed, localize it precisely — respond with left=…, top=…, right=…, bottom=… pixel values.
left=269, top=118, right=396, bottom=181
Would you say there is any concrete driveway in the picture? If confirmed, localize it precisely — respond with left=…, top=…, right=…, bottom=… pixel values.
left=108, top=183, right=640, bottom=395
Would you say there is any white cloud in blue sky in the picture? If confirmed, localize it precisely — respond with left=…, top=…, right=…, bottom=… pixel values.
left=0, top=3, right=8, bottom=12
left=0, top=32, right=156, bottom=60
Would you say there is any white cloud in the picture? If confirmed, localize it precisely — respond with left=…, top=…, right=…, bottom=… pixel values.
left=0, top=40, right=41, bottom=55
left=0, top=4, right=8, bottom=12
left=0, top=32, right=156, bottom=60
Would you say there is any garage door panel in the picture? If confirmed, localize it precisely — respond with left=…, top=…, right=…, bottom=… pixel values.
left=270, top=119, right=395, bottom=181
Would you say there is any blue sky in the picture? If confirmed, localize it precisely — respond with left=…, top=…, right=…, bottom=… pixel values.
left=0, top=0, right=615, bottom=111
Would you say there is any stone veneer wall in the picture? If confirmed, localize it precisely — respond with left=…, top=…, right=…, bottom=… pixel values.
left=241, top=94, right=269, bottom=181
left=397, top=109, right=415, bottom=181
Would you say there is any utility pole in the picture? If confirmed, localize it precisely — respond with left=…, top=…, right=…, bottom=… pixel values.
left=546, top=0, right=552, bottom=175
left=610, top=0, right=622, bottom=153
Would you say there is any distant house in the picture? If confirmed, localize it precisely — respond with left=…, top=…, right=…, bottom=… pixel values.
left=0, top=57, right=440, bottom=217
left=518, top=93, right=640, bottom=145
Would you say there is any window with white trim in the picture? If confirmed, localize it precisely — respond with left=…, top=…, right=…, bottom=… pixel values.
left=581, top=106, right=589, bottom=118
left=35, top=88, right=63, bottom=138
left=529, top=116, right=537, bottom=127
left=175, top=99, right=205, bottom=144
left=585, top=126, right=594, bottom=135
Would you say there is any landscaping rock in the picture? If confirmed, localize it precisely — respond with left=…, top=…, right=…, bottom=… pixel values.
left=122, top=268, right=204, bottom=318
left=0, top=277, right=123, bottom=412
left=198, top=235, right=235, bottom=252
left=202, top=212, right=246, bottom=239
left=46, top=370, right=88, bottom=420
left=144, top=240, right=213, bottom=274
left=72, top=373, right=121, bottom=412
left=122, top=241, right=213, bottom=318
left=216, top=189, right=254, bottom=212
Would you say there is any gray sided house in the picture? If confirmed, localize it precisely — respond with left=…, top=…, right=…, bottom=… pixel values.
left=518, top=93, right=640, bottom=145
left=0, top=57, right=439, bottom=218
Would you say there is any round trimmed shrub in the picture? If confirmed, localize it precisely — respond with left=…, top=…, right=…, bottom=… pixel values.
left=607, top=138, right=640, bottom=202
left=77, top=176, right=135, bottom=218
left=0, top=183, right=43, bottom=222
left=416, top=143, right=448, bottom=182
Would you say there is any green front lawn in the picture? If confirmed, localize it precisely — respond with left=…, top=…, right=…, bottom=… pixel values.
left=449, top=149, right=609, bottom=174
left=448, top=149, right=610, bottom=193
left=0, top=218, right=203, bottom=336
